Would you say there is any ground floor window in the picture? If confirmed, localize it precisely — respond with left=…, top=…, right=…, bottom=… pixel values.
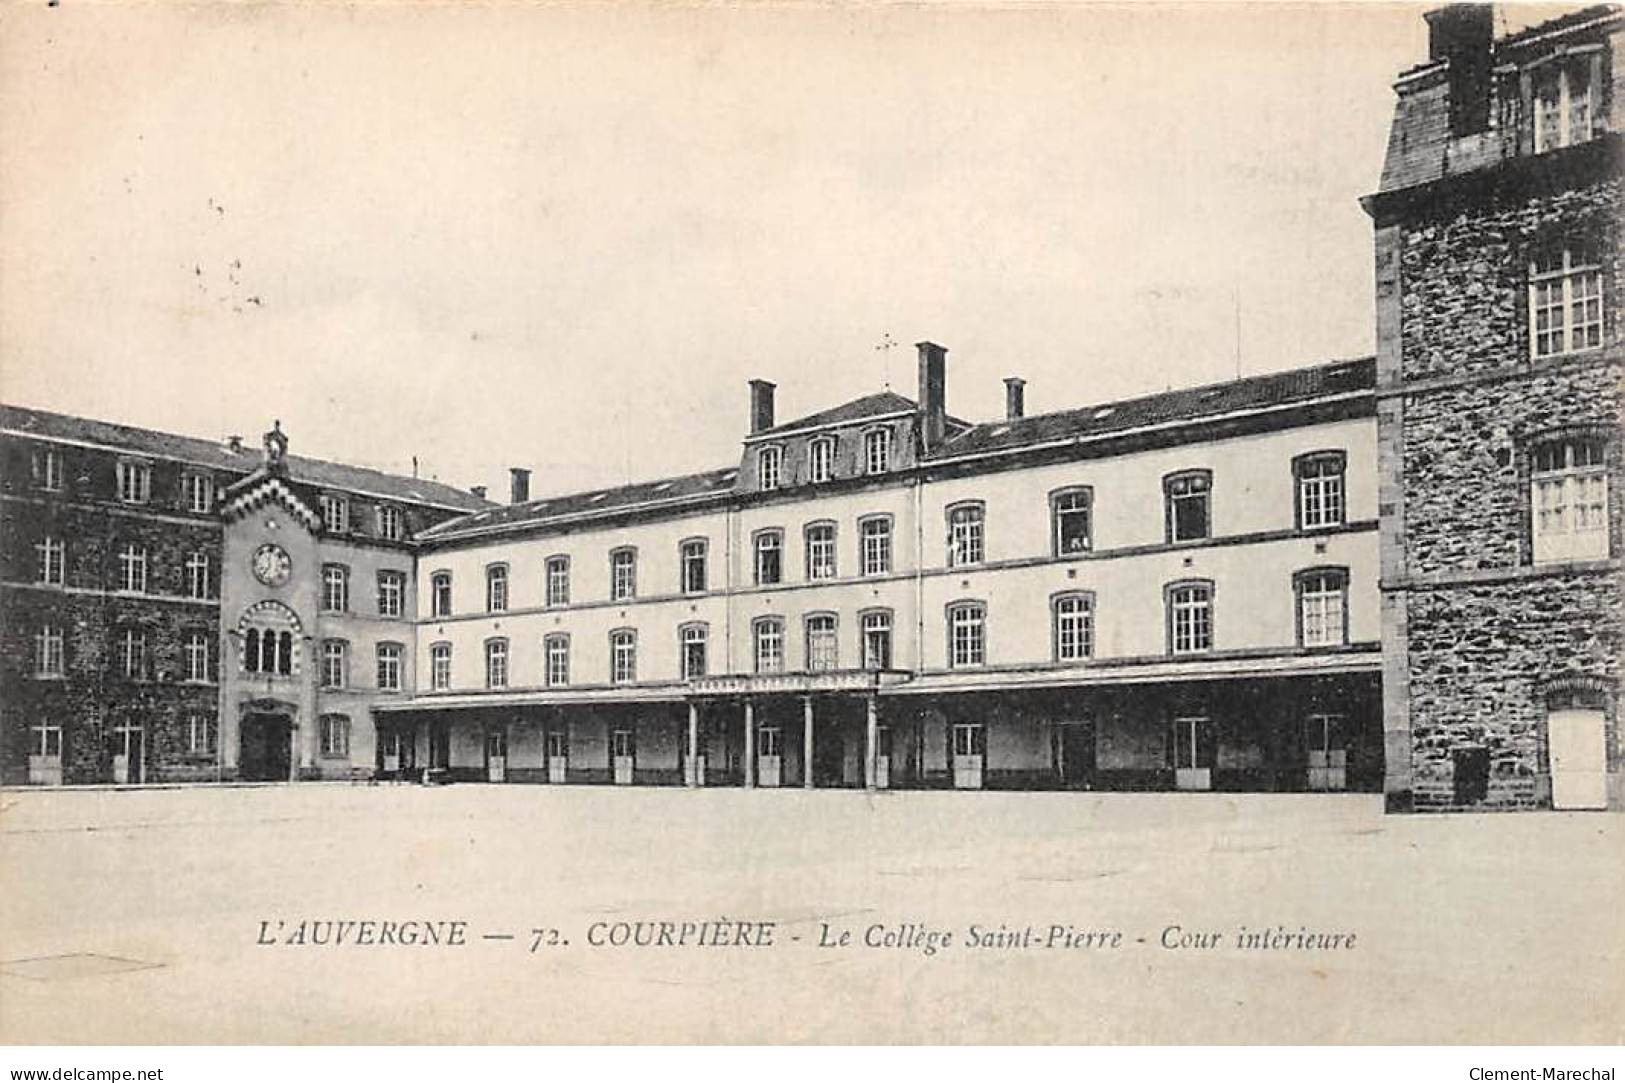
left=31, top=724, right=62, bottom=758
left=187, top=713, right=215, bottom=755
left=951, top=723, right=985, bottom=757
left=546, top=731, right=569, bottom=763
left=320, top=715, right=351, bottom=758
left=758, top=726, right=783, bottom=758
left=1168, top=717, right=1214, bottom=770
left=611, top=729, right=635, bottom=760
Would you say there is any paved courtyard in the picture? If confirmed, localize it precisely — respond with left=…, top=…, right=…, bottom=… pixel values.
left=0, top=784, right=1619, bottom=1044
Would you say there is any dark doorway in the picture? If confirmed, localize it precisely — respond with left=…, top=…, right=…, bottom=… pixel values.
left=429, top=721, right=451, bottom=771
left=814, top=728, right=847, bottom=788
left=1452, top=746, right=1489, bottom=806
left=240, top=714, right=292, bottom=782
left=1057, top=722, right=1096, bottom=789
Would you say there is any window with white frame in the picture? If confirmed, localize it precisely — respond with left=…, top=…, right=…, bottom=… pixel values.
left=545, top=633, right=570, bottom=687
left=181, top=472, right=214, bottom=514
left=1053, top=593, right=1095, bottom=661
left=33, top=723, right=63, bottom=758
left=116, top=460, right=151, bottom=504
left=806, top=614, right=838, bottom=672
left=809, top=436, right=835, bottom=484
left=947, top=601, right=986, bottom=668
left=34, top=624, right=64, bottom=677
left=377, top=505, right=404, bottom=541
left=322, top=564, right=349, bottom=612
left=862, top=610, right=893, bottom=670
left=1169, top=716, right=1214, bottom=770
left=1167, top=581, right=1214, bottom=654
left=320, top=714, right=350, bottom=757
left=187, top=713, right=214, bottom=755
left=1052, top=488, right=1093, bottom=555
left=952, top=722, right=986, bottom=758
left=947, top=504, right=985, bottom=567
left=120, top=627, right=146, bottom=678
left=546, top=556, right=570, bottom=607
left=1533, top=57, right=1596, bottom=154
left=1532, top=436, right=1610, bottom=563
left=485, top=638, right=509, bottom=689
left=185, top=552, right=210, bottom=599
left=486, top=564, right=509, bottom=612
left=376, top=643, right=403, bottom=691
left=860, top=515, right=892, bottom=576
left=377, top=570, right=405, bottom=617
left=118, top=542, right=147, bottom=593
left=753, top=530, right=783, bottom=586
left=610, top=548, right=637, bottom=601
left=1165, top=471, right=1212, bottom=543
left=321, top=640, right=348, bottom=689
left=1295, top=453, right=1347, bottom=530
left=865, top=428, right=892, bottom=475
left=1529, top=239, right=1604, bottom=358
left=34, top=448, right=63, bottom=492
left=430, top=643, right=452, bottom=690
left=753, top=618, right=784, bottom=674
left=680, top=623, right=707, bottom=679
left=319, top=494, right=349, bottom=533
left=805, top=522, right=837, bottom=580
left=758, top=446, right=783, bottom=490
left=680, top=539, right=708, bottom=594
left=184, top=632, right=210, bottom=682
left=431, top=572, right=452, bottom=617
left=1296, top=569, right=1348, bottom=649
left=610, top=629, right=637, bottom=684
left=36, top=536, right=65, bottom=586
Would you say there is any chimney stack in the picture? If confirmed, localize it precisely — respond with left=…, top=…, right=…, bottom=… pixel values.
left=1425, top=4, right=1493, bottom=135
left=470, top=485, right=488, bottom=500
left=1003, top=377, right=1026, bottom=421
left=509, top=468, right=531, bottom=505
left=916, top=341, right=948, bottom=452
left=748, top=379, right=777, bottom=435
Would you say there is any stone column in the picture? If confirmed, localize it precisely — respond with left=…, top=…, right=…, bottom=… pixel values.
left=687, top=702, right=700, bottom=788
left=743, top=699, right=756, bottom=789
left=802, top=696, right=815, bottom=789
left=865, top=694, right=879, bottom=791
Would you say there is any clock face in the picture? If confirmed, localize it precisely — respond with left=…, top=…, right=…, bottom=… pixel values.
left=252, top=543, right=292, bottom=587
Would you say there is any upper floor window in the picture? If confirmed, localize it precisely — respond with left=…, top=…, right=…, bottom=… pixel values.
left=120, top=627, right=147, bottom=678
left=321, top=640, right=348, bottom=689
left=680, top=539, right=708, bottom=594
left=36, top=536, right=65, bottom=586
left=680, top=623, right=708, bottom=680
left=947, top=503, right=985, bottom=567
left=865, top=428, right=892, bottom=475
left=805, top=522, right=837, bottom=580
left=1530, top=238, right=1603, bottom=358
left=34, top=623, right=64, bottom=677
left=753, top=530, right=783, bottom=586
left=486, top=564, right=509, bottom=613
left=806, top=613, right=838, bottom=672
left=33, top=448, right=63, bottom=492
left=485, top=638, right=509, bottom=689
left=243, top=627, right=293, bottom=677
left=376, top=643, right=403, bottom=691
left=809, top=436, right=835, bottom=484
left=1532, top=436, right=1610, bottom=564
left=377, top=505, right=404, bottom=541
left=322, top=564, right=350, bottom=612
left=860, top=515, right=892, bottom=576
left=185, top=551, right=211, bottom=599
left=118, top=542, right=147, bottom=593
left=1294, top=452, right=1347, bottom=530
left=753, top=617, right=784, bottom=674
left=1296, top=568, right=1349, bottom=649
left=1053, top=592, right=1095, bottom=662
left=947, top=601, right=986, bottom=668
left=430, top=643, right=452, bottom=690
left=377, top=570, right=406, bottom=617
left=758, top=446, right=783, bottom=491
left=1167, top=580, right=1214, bottom=654
left=862, top=610, right=893, bottom=670
left=1052, top=488, right=1093, bottom=556
left=546, top=556, right=571, bottom=607
left=1533, top=57, right=1596, bottom=154
left=184, top=631, right=211, bottom=682
left=431, top=572, right=453, bottom=618
left=116, top=460, right=151, bottom=505
left=319, top=494, right=349, bottom=533
left=181, top=472, right=214, bottom=514
left=545, top=633, right=570, bottom=687
left=1164, top=471, right=1211, bottom=543
left=610, top=629, right=637, bottom=684
left=610, top=548, right=637, bottom=601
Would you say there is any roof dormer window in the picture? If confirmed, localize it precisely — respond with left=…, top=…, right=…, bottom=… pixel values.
left=758, top=446, right=783, bottom=491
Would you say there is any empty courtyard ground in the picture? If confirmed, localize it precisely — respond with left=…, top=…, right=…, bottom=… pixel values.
left=0, top=783, right=1619, bottom=1045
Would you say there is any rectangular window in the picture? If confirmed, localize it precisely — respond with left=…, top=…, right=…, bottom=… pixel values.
left=430, top=644, right=452, bottom=691
left=1168, top=583, right=1213, bottom=654
left=116, top=460, right=151, bottom=504
left=185, top=552, right=211, bottom=599
left=320, top=715, right=350, bottom=758
left=948, top=603, right=986, bottom=667
left=860, top=516, right=892, bottom=576
left=806, top=614, right=838, bottom=672
left=805, top=523, right=837, bottom=580
left=377, top=643, right=403, bottom=691
left=1052, top=489, right=1092, bottom=555
left=611, top=729, right=635, bottom=760
left=952, top=722, right=986, bottom=757
left=681, top=625, right=707, bottom=680
left=947, top=505, right=985, bottom=567
left=485, top=640, right=509, bottom=689
left=320, top=494, right=349, bottom=533
left=1532, top=438, right=1609, bottom=563
left=184, top=632, right=210, bottom=682
left=377, top=505, right=403, bottom=541
left=546, top=556, right=571, bottom=606
left=118, top=543, right=148, bottom=593
left=1054, top=594, right=1094, bottom=661
left=610, top=549, right=637, bottom=601
left=758, top=446, right=783, bottom=490
left=865, top=428, right=892, bottom=474
left=33, top=723, right=63, bottom=758
left=36, top=536, right=65, bottom=586
left=545, top=635, right=570, bottom=687
left=486, top=565, right=509, bottom=612
left=809, top=438, right=834, bottom=484
left=322, top=565, right=349, bottom=612
left=34, top=448, right=63, bottom=492
left=1169, top=717, right=1214, bottom=770
left=377, top=571, right=406, bottom=617
left=322, top=640, right=348, bottom=689
left=1166, top=472, right=1211, bottom=542
left=610, top=630, right=637, bottom=684
left=681, top=540, right=708, bottom=594
left=758, top=726, right=783, bottom=758
left=181, top=473, right=214, bottom=514
left=1296, top=454, right=1347, bottom=530
left=34, top=624, right=64, bottom=677
left=754, top=531, right=782, bottom=586
left=1298, top=570, right=1348, bottom=648
left=754, top=619, right=784, bottom=674
left=1530, top=243, right=1604, bottom=358
left=431, top=573, right=453, bottom=617
left=187, top=713, right=214, bottom=755
left=862, top=611, right=893, bottom=670
left=121, top=628, right=146, bottom=679
left=1534, top=61, right=1594, bottom=153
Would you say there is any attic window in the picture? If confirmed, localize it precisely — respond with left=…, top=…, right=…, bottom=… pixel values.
left=1198, top=389, right=1225, bottom=402
left=653, top=482, right=673, bottom=493
left=1092, top=406, right=1116, bottom=420
left=588, top=493, right=607, bottom=503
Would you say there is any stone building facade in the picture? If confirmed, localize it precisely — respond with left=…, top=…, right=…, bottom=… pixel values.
left=1367, top=4, right=1623, bottom=811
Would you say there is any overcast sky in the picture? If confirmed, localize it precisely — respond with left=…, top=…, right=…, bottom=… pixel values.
left=0, top=3, right=1575, bottom=498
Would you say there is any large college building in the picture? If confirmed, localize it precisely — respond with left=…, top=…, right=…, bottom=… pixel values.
left=0, top=4, right=1618, bottom=810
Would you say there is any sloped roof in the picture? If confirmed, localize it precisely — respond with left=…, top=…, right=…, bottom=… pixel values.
left=929, top=357, right=1376, bottom=461
left=1, top=403, right=490, bottom=512
left=418, top=466, right=739, bottom=540
left=753, top=390, right=918, bottom=437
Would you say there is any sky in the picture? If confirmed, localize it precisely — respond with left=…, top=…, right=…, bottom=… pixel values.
left=0, top=3, right=1580, bottom=499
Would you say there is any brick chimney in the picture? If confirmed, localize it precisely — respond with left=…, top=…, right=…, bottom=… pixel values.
left=916, top=341, right=948, bottom=452
left=509, top=468, right=531, bottom=505
left=748, top=379, right=777, bottom=435
left=1425, top=4, right=1493, bottom=136
left=1003, top=377, right=1026, bottom=421
left=470, top=485, right=488, bottom=500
